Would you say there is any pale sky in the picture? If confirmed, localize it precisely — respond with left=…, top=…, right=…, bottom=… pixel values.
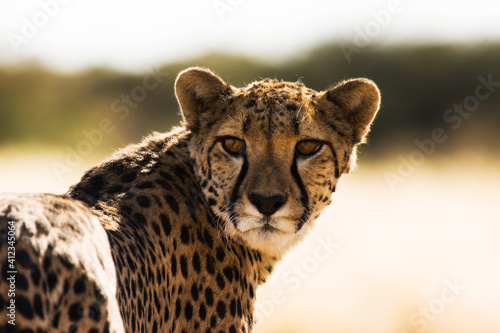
left=0, top=0, right=499, bottom=72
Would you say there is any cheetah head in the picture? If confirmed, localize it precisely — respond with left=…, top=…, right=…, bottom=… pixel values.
left=176, top=68, right=380, bottom=257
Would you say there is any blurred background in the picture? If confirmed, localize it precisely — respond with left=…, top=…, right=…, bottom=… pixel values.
left=1, top=0, right=499, bottom=332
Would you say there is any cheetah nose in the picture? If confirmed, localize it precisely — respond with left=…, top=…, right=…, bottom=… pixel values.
left=248, top=193, right=287, bottom=216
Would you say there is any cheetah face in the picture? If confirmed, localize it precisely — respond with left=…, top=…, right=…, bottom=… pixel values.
left=176, top=68, right=380, bottom=256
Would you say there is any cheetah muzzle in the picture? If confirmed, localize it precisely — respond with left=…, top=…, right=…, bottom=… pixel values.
left=0, top=67, right=380, bottom=332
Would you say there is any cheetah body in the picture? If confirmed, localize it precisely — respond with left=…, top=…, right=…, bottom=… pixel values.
left=0, top=68, right=380, bottom=332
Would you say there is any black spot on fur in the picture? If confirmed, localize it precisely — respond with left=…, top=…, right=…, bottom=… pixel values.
left=180, top=225, right=190, bottom=244
left=16, top=273, right=28, bottom=290
left=164, top=195, right=179, bottom=214
left=285, top=103, right=298, bottom=111
left=216, top=246, right=225, bottom=262
left=107, top=185, right=123, bottom=194
left=52, top=312, right=61, bottom=328
left=42, top=256, right=51, bottom=271
left=60, top=256, right=74, bottom=270
left=154, top=289, right=162, bottom=312
left=199, top=303, right=207, bottom=320
left=63, top=279, right=70, bottom=295
left=17, top=296, right=34, bottom=319
left=216, top=301, right=226, bottom=319
left=16, top=250, right=33, bottom=268
left=230, top=299, right=237, bottom=317
left=89, top=302, right=101, bottom=322
left=170, top=253, right=177, bottom=277
left=155, top=179, right=172, bottom=191
left=121, top=172, right=137, bottom=183
left=73, top=277, right=86, bottom=294
left=151, top=221, right=161, bottom=235
left=133, top=212, right=147, bottom=224
left=203, top=229, right=213, bottom=248
left=94, top=285, right=106, bottom=303
left=47, top=273, right=58, bottom=291
left=223, top=267, right=233, bottom=282
left=88, top=175, right=107, bottom=192
left=180, top=255, right=188, bottom=279
left=206, top=254, right=215, bottom=275
left=237, top=299, right=242, bottom=318
left=192, top=252, right=201, bottom=273
left=160, top=214, right=172, bottom=236
left=185, top=302, right=193, bottom=320
left=190, top=284, right=199, bottom=301
left=34, top=293, right=44, bottom=319
left=216, top=273, right=225, bottom=290
left=136, top=195, right=151, bottom=208
left=205, top=287, right=214, bottom=306
left=68, top=303, right=83, bottom=321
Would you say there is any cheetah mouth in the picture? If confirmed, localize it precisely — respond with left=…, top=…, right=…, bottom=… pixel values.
left=244, top=225, right=283, bottom=235
left=237, top=216, right=292, bottom=235
left=232, top=215, right=304, bottom=254
left=255, top=222, right=279, bottom=233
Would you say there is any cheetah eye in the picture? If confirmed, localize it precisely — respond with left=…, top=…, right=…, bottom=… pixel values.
left=221, top=137, right=245, bottom=156
left=296, top=140, right=323, bottom=156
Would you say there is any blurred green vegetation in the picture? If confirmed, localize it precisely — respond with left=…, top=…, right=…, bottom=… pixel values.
left=1, top=42, right=499, bottom=158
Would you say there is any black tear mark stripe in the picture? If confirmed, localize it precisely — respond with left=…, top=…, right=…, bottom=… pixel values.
left=227, top=156, right=248, bottom=229
left=324, top=142, right=341, bottom=178
left=291, top=150, right=310, bottom=232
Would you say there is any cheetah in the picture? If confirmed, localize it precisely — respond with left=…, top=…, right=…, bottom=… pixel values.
left=0, top=67, right=380, bottom=332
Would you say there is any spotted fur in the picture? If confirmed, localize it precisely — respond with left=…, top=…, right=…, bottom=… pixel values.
left=0, top=193, right=123, bottom=332
left=0, top=67, right=380, bottom=332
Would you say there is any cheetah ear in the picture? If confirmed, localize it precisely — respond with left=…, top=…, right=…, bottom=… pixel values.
left=175, top=67, right=234, bottom=133
left=317, top=78, right=381, bottom=145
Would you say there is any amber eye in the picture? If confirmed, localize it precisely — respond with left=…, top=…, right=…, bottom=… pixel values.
left=297, top=140, right=322, bottom=156
left=221, top=137, right=245, bottom=155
